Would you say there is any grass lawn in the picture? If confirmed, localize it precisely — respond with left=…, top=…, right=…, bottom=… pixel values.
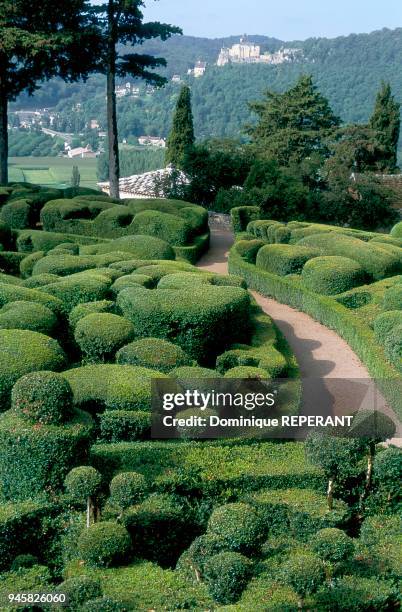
left=8, top=157, right=99, bottom=190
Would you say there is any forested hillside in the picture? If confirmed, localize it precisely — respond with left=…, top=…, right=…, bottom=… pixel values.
left=12, top=28, right=402, bottom=142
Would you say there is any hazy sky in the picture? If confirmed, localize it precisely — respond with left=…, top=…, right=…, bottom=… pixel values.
left=142, top=0, right=402, bottom=40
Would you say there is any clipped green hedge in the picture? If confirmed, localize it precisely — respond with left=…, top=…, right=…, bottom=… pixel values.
left=373, top=310, right=402, bottom=343
left=117, top=284, right=251, bottom=364
left=39, top=272, right=111, bottom=313
left=0, top=251, right=26, bottom=275
left=116, top=337, right=192, bottom=373
left=78, top=521, right=131, bottom=568
left=207, top=502, right=265, bottom=555
left=11, top=371, right=73, bottom=425
left=235, top=239, right=266, bottom=264
left=256, top=244, right=320, bottom=276
left=231, top=206, right=260, bottom=233
left=99, top=410, right=151, bottom=442
left=0, top=300, right=57, bottom=335
left=0, top=281, right=63, bottom=313
left=0, top=199, right=32, bottom=229
left=390, top=220, right=402, bottom=238
left=74, top=313, right=135, bottom=362
left=131, top=210, right=192, bottom=246
left=383, top=284, right=402, bottom=310
left=204, top=551, right=253, bottom=604
left=301, top=256, right=366, bottom=295
left=157, top=271, right=211, bottom=290
left=69, top=300, right=115, bottom=330
left=16, top=229, right=105, bottom=254
left=0, top=409, right=93, bottom=501
left=83, top=234, right=175, bottom=261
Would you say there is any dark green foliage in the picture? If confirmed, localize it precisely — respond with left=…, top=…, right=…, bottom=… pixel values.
left=358, top=514, right=401, bottom=579
left=40, top=274, right=111, bottom=313
left=369, top=82, right=400, bottom=172
left=305, top=432, right=365, bottom=481
left=0, top=409, right=93, bottom=501
left=64, top=466, right=102, bottom=501
left=109, top=472, right=147, bottom=509
left=116, top=338, right=192, bottom=373
left=20, top=252, right=45, bottom=278
left=0, top=280, right=63, bottom=313
left=203, top=551, right=253, bottom=604
left=117, top=285, right=251, bottom=363
left=0, top=300, right=57, bottom=334
left=82, top=597, right=126, bottom=612
left=384, top=324, right=402, bottom=371
left=69, top=300, right=115, bottom=330
left=310, top=528, right=354, bottom=563
left=256, top=244, right=319, bottom=276
left=0, top=251, right=26, bottom=275
left=235, top=239, right=265, bottom=263
left=373, top=311, right=402, bottom=343
left=0, top=329, right=66, bottom=408
left=90, top=235, right=175, bottom=260
left=99, top=410, right=151, bottom=442
left=314, top=575, right=399, bottom=611
left=207, top=503, right=265, bottom=555
left=157, top=271, right=211, bottom=289
left=11, top=554, right=38, bottom=570
left=301, top=256, right=366, bottom=295
left=78, top=521, right=131, bottom=568
left=23, top=273, right=60, bottom=288
left=74, top=313, right=135, bottom=362
left=231, top=206, right=261, bottom=233
left=166, top=85, right=195, bottom=168
left=111, top=274, right=153, bottom=293
left=0, top=199, right=32, bottom=229
left=11, top=371, right=73, bottom=425
left=56, top=576, right=102, bottom=608
left=373, top=448, right=402, bottom=501
left=382, top=284, right=402, bottom=310
left=176, top=534, right=227, bottom=580
left=131, top=210, right=192, bottom=246
left=280, top=551, right=325, bottom=599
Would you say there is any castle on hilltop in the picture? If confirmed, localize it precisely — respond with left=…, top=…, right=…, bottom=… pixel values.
left=216, top=36, right=302, bottom=66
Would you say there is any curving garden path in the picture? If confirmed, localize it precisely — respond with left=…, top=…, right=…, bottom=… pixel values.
left=197, top=226, right=401, bottom=442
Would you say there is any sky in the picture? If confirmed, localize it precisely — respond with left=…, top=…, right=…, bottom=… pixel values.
left=142, top=0, right=402, bottom=40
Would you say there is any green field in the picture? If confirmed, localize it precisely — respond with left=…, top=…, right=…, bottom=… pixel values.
left=8, top=157, right=99, bottom=189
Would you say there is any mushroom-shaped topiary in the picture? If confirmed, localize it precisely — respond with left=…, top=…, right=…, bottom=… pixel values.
left=74, top=313, right=135, bottom=362
left=310, top=528, right=355, bottom=564
left=280, top=551, right=325, bottom=607
left=207, top=503, right=265, bottom=554
left=109, top=471, right=147, bottom=510
left=203, top=551, right=253, bottom=604
left=78, top=521, right=131, bottom=568
left=65, top=466, right=103, bottom=528
left=55, top=576, right=102, bottom=609
left=11, top=371, right=73, bottom=425
left=116, top=337, right=192, bottom=373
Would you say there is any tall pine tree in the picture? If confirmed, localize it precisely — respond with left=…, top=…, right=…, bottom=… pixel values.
left=369, top=82, right=400, bottom=172
left=0, top=1, right=102, bottom=185
left=166, top=85, right=195, bottom=169
left=92, top=1, right=181, bottom=198
left=247, top=74, right=340, bottom=165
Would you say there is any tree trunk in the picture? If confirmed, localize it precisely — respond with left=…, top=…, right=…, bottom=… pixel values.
left=86, top=496, right=91, bottom=529
left=327, top=478, right=334, bottom=510
left=0, top=84, right=8, bottom=185
left=106, top=1, right=120, bottom=199
left=365, top=441, right=375, bottom=493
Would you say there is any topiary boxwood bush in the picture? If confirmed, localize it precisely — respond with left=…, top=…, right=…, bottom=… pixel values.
left=314, top=575, right=399, bottom=611
left=373, top=310, right=402, bottom=343
left=55, top=576, right=102, bottom=608
left=117, top=285, right=251, bottom=364
left=235, top=239, right=266, bottom=264
left=256, top=244, right=320, bottom=276
left=231, top=206, right=260, bottom=233
left=384, top=324, right=402, bottom=371
left=203, top=551, right=253, bottom=605
left=77, top=521, right=131, bottom=568
left=40, top=273, right=111, bottom=313
left=65, top=364, right=168, bottom=412
left=157, top=271, right=212, bottom=290
left=301, top=256, right=366, bottom=295
left=131, top=210, right=192, bottom=246
left=69, top=300, right=115, bottom=330
left=116, top=338, right=193, bottom=373
left=0, top=301, right=57, bottom=335
left=0, top=329, right=66, bottom=408
left=207, top=503, right=265, bottom=555
left=390, top=220, right=402, bottom=238
left=82, top=597, right=126, bottom=612
left=109, top=471, right=147, bottom=509
left=90, top=234, right=175, bottom=260
left=0, top=199, right=33, bottom=229
left=111, top=274, right=153, bottom=294
left=19, top=251, right=45, bottom=278
left=382, top=284, right=402, bottom=311
left=99, top=410, right=151, bottom=442
left=176, top=534, right=227, bottom=581
left=74, top=313, right=135, bottom=362
left=11, top=371, right=73, bottom=425
left=310, top=528, right=355, bottom=563
left=0, top=281, right=63, bottom=314
left=64, top=465, right=102, bottom=503
left=280, top=551, right=325, bottom=602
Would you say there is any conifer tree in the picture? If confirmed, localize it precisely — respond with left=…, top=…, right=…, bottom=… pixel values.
left=166, top=85, right=195, bottom=169
left=247, top=74, right=340, bottom=165
left=0, top=1, right=102, bottom=184
left=369, top=82, right=400, bottom=172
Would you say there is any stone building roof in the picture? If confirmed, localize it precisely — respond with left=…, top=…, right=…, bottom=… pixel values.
left=98, top=166, right=189, bottom=199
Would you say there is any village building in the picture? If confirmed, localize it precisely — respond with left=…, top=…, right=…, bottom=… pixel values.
left=138, top=136, right=166, bottom=148
left=217, top=36, right=302, bottom=66
left=66, top=144, right=97, bottom=159
left=187, top=61, right=207, bottom=78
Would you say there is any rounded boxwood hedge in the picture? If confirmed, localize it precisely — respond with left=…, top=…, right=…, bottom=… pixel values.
left=384, top=324, right=402, bottom=371
left=256, top=244, right=320, bottom=276
left=301, top=256, right=366, bottom=295
left=0, top=280, right=63, bottom=314
left=69, top=300, right=115, bottom=330
left=157, top=271, right=212, bottom=290
left=0, top=301, right=57, bottom=335
left=117, top=285, right=251, bottom=364
left=131, top=210, right=192, bottom=246
left=235, top=239, right=266, bottom=264
left=0, top=199, right=32, bottom=229
left=11, top=371, right=73, bottom=425
left=0, top=408, right=93, bottom=501
left=19, top=251, right=45, bottom=278
left=0, top=329, right=66, bottom=408
left=23, top=273, right=60, bottom=288
left=280, top=551, right=325, bottom=599
left=373, top=310, right=402, bottom=343
left=77, top=521, right=132, bottom=568
left=176, top=533, right=227, bottom=580
left=314, top=575, right=399, bottom=611
left=64, top=466, right=102, bottom=501
left=99, top=409, right=151, bottom=442
left=90, top=235, right=175, bottom=261
left=132, top=261, right=195, bottom=282
left=109, top=471, right=147, bottom=508
left=310, top=528, right=354, bottom=563
left=203, top=551, right=253, bottom=604
left=382, top=284, right=402, bottom=311
left=390, top=220, right=402, bottom=238
left=207, top=503, right=265, bottom=555
left=55, top=576, right=102, bottom=608
left=64, top=364, right=168, bottom=412
left=116, top=338, right=193, bottom=373
left=111, top=274, right=153, bottom=294
left=40, top=274, right=111, bottom=313
left=74, top=313, right=135, bottom=362
left=82, top=597, right=126, bottom=612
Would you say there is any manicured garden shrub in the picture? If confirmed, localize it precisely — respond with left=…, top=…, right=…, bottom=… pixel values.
left=23, top=273, right=61, bottom=288
left=123, top=493, right=195, bottom=567
left=0, top=251, right=26, bottom=275
left=298, top=233, right=400, bottom=280
left=0, top=329, right=66, bottom=408
left=207, top=503, right=265, bottom=554
left=11, top=371, right=73, bottom=425
left=157, top=271, right=211, bottom=289
left=109, top=472, right=147, bottom=509
left=280, top=552, right=325, bottom=602
left=55, top=576, right=102, bottom=608
left=132, top=261, right=195, bottom=282
left=78, top=521, right=131, bottom=568
left=116, top=338, right=193, bottom=373
left=0, top=280, right=63, bottom=314
left=310, top=528, right=354, bottom=563
left=90, top=234, right=175, bottom=260
left=358, top=514, right=401, bottom=578
left=0, top=199, right=32, bottom=229
left=65, top=365, right=168, bottom=412
left=74, top=313, right=135, bottom=362
left=371, top=235, right=402, bottom=248
left=373, top=447, right=402, bottom=500
left=111, top=274, right=153, bottom=293
left=0, top=301, right=57, bottom=335
left=132, top=210, right=192, bottom=246
left=231, top=206, right=260, bottom=233
left=16, top=229, right=101, bottom=254
left=382, top=284, right=402, bottom=310
left=117, top=285, right=250, bottom=364
left=235, top=239, right=266, bottom=263
left=19, top=251, right=45, bottom=278
left=69, top=300, right=115, bottom=329
left=176, top=534, right=227, bottom=581
left=40, top=274, right=111, bottom=313
left=203, top=551, right=253, bottom=604
left=274, top=226, right=291, bottom=244
left=301, top=256, right=366, bottom=295
left=0, top=408, right=93, bottom=501
left=373, top=310, right=402, bottom=343
left=99, top=410, right=151, bottom=442
left=256, top=244, right=320, bottom=276
left=170, top=366, right=220, bottom=381
left=314, top=575, right=399, bottom=611
left=211, top=273, right=247, bottom=288
left=224, top=365, right=270, bottom=378
left=390, top=220, right=402, bottom=238
left=384, top=324, right=402, bottom=371
left=11, top=554, right=39, bottom=570
left=82, top=597, right=126, bottom=612
left=40, top=198, right=115, bottom=233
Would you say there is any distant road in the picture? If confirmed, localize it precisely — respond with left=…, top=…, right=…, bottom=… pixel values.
left=42, top=128, right=74, bottom=144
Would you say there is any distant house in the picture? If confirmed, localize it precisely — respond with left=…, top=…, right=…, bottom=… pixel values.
left=90, top=119, right=100, bottom=130
left=171, top=74, right=182, bottom=83
left=188, top=61, right=207, bottom=78
left=138, top=136, right=166, bottom=148
left=67, top=144, right=97, bottom=159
